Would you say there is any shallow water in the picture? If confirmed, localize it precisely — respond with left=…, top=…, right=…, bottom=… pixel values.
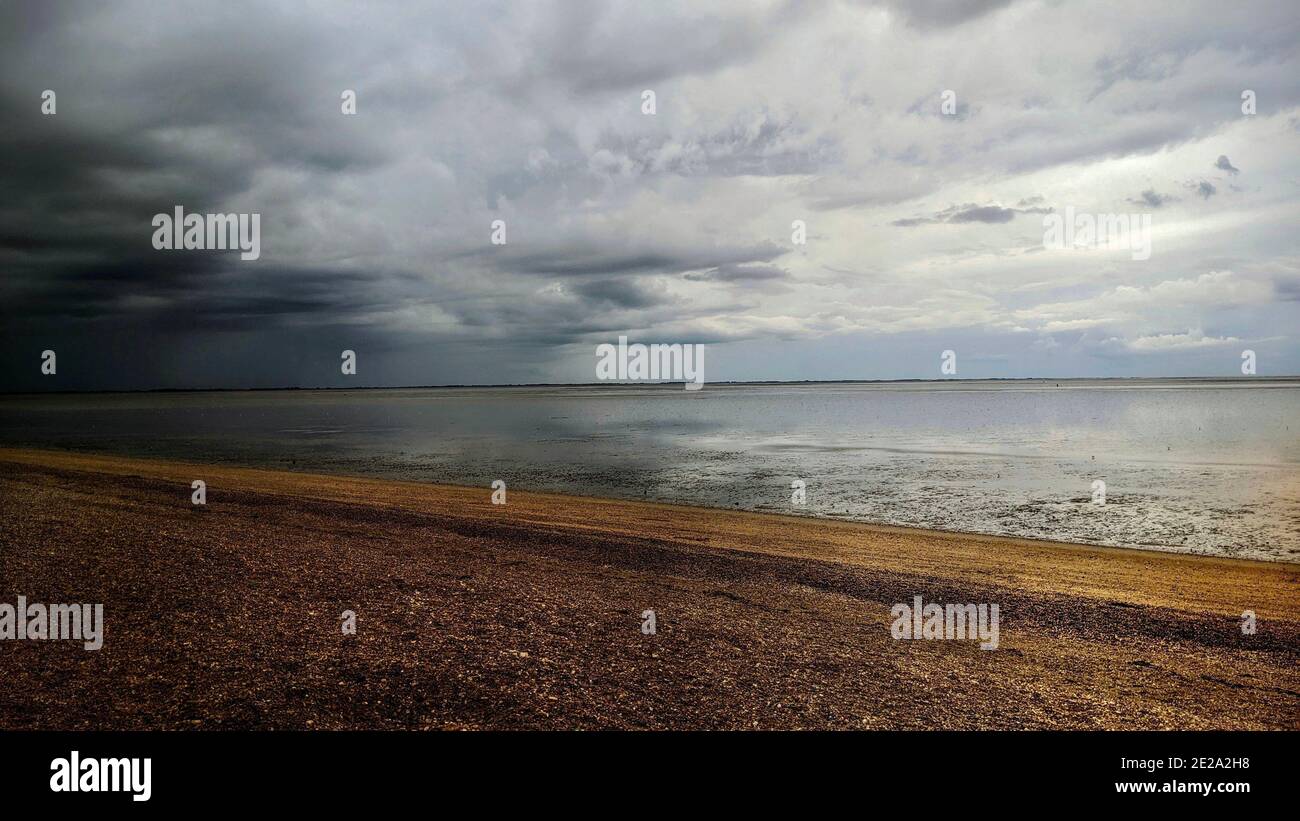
left=3, top=379, right=1298, bottom=561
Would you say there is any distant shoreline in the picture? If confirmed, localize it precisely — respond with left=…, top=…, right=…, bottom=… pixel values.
left=4, top=374, right=1300, bottom=397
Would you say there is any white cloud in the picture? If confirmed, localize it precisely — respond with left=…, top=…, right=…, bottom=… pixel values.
left=1124, top=331, right=1241, bottom=352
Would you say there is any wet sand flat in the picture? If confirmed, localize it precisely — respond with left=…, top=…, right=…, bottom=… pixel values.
left=0, top=447, right=1296, bottom=730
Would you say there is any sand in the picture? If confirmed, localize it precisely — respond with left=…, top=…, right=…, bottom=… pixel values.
left=0, top=447, right=1296, bottom=730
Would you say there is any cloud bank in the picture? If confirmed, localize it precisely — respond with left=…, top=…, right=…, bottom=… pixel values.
left=2, top=0, right=1298, bottom=389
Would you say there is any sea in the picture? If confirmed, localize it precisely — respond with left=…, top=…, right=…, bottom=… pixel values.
left=2, top=378, right=1297, bottom=562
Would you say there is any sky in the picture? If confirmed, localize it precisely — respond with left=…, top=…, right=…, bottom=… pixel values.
left=2, top=0, right=1298, bottom=391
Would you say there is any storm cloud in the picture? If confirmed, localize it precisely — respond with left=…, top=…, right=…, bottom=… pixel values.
left=2, top=0, right=1298, bottom=390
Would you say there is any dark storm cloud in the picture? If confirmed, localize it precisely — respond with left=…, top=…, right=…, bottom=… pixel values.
left=892, top=201, right=1052, bottom=227
left=0, top=0, right=808, bottom=390
left=1215, top=155, right=1240, bottom=174
left=0, top=3, right=396, bottom=355
left=2, top=0, right=1297, bottom=390
left=569, top=279, right=669, bottom=309
left=1128, top=189, right=1175, bottom=208
left=479, top=242, right=786, bottom=278
left=946, top=204, right=1050, bottom=223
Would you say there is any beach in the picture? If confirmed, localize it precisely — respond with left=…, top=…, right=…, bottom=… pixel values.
left=1, top=447, right=1296, bottom=730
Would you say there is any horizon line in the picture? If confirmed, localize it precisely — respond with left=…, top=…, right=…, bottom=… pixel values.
left=4, top=373, right=1299, bottom=396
